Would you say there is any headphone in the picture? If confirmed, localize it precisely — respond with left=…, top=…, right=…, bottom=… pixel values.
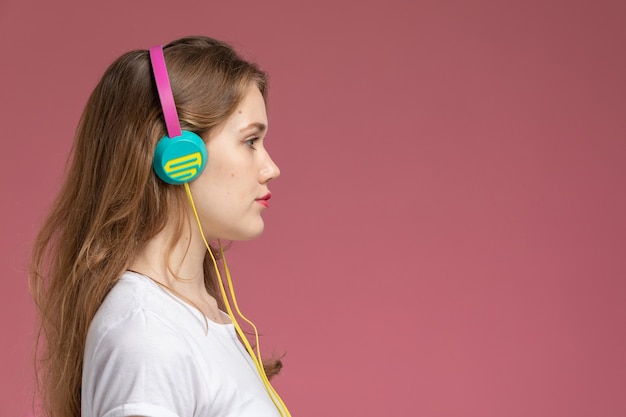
left=149, top=45, right=207, bottom=185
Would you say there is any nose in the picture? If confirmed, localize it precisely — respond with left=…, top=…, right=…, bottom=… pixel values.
left=259, top=151, right=280, bottom=184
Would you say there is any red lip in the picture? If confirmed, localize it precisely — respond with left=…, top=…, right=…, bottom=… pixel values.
left=256, top=192, right=271, bottom=208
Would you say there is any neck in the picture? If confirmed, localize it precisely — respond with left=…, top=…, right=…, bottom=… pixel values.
left=129, top=213, right=223, bottom=321
left=133, top=219, right=204, bottom=280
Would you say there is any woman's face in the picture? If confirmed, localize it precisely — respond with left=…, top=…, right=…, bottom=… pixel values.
left=188, top=83, right=280, bottom=241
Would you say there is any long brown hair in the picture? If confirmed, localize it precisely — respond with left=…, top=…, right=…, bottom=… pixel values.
left=29, top=36, right=280, bottom=417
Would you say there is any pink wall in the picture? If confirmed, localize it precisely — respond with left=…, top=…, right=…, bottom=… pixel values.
left=1, top=0, right=625, bottom=416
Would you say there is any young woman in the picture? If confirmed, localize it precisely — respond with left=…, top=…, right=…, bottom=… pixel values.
left=30, top=36, right=290, bottom=417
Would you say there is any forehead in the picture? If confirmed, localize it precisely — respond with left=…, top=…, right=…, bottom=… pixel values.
left=203, top=84, right=268, bottom=141
left=226, top=85, right=268, bottom=132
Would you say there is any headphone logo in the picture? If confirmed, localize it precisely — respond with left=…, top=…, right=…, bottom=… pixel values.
left=164, top=152, right=203, bottom=181
left=149, top=45, right=207, bottom=185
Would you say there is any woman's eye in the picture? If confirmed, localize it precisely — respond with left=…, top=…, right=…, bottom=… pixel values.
left=245, top=138, right=258, bottom=149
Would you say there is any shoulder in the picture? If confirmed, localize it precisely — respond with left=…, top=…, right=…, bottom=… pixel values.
left=87, top=304, right=190, bottom=367
left=88, top=271, right=205, bottom=341
left=82, top=273, right=205, bottom=417
left=85, top=271, right=201, bottom=366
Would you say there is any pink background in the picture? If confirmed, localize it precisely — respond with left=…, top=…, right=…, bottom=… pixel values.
left=1, top=0, right=625, bottom=416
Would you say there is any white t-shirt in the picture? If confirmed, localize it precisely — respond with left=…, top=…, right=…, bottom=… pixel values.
left=82, top=271, right=281, bottom=417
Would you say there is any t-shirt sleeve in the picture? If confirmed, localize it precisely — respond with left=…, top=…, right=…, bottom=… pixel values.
left=82, top=309, right=205, bottom=417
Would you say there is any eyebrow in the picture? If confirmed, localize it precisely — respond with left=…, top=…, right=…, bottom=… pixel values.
left=239, top=122, right=267, bottom=134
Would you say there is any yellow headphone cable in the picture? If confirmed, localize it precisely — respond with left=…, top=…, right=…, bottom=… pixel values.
left=184, top=183, right=292, bottom=417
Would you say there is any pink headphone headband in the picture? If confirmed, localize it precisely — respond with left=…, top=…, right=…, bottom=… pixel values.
left=149, top=45, right=182, bottom=139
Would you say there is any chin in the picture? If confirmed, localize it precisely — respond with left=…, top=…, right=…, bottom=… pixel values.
left=244, top=225, right=265, bottom=241
left=226, top=222, right=265, bottom=241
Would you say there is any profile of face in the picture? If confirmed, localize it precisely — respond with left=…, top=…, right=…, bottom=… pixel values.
left=188, top=83, right=280, bottom=241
